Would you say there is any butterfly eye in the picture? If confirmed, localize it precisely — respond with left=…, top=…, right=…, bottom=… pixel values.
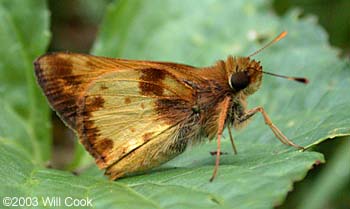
left=229, top=71, right=250, bottom=91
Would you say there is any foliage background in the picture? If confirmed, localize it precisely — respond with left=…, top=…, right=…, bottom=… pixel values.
left=0, top=0, right=349, bottom=209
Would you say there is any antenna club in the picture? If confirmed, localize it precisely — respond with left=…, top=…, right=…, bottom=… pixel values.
left=295, top=77, right=309, bottom=84
left=277, top=31, right=288, bottom=40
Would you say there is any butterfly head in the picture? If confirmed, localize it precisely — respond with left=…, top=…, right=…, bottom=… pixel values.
left=226, top=31, right=308, bottom=95
left=227, top=56, right=263, bottom=95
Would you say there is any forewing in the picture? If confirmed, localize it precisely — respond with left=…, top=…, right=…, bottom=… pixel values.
left=34, top=52, right=197, bottom=129
left=77, top=68, right=196, bottom=169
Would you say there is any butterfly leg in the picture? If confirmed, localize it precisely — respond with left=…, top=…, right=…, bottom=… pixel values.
left=210, top=97, right=231, bottom=182
left=238, top=106, right=304, bottom=150
left=228, top=126, right=238, bottom=154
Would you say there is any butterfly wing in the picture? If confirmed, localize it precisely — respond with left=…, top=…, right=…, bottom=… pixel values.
left=34, top=52, right=203, bottom=179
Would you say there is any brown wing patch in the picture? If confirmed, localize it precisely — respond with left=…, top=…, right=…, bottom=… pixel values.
left=95, top=138, right=114, bottom=154
left=100, top=84, right=108, bottom=90
left=85, top=96, right=105, bottom=111
left=41, top=54, right=76, bottom=81
left=124, top=97, right=131, bottom=104
left=142, top=132, right=154, bottom=143
left=139, top=68, right=166, bottom=96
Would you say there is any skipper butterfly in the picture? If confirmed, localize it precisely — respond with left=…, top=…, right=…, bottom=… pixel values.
left=34, top=32, right=307, bottom=181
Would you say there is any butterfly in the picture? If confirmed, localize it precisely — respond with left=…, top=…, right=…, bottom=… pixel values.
left=34, top=32, right=307, bottom=181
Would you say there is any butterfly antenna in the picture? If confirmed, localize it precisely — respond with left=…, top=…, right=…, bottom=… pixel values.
left=261, top=71, right=309, bottom=84
left=247, top=31, right=309, bottom=84
left=248, top=31, right=287, bottom=57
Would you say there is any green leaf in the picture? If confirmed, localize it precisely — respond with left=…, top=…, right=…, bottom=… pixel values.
left=0, top=139, right=323, bottom=209
left=297, top=137, right=350, bottom=209
left=1, top=0, right=349, bottom=209
left=0, top=0, right=51, bottom=162
left=0, top=141, right=160, bottom=209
